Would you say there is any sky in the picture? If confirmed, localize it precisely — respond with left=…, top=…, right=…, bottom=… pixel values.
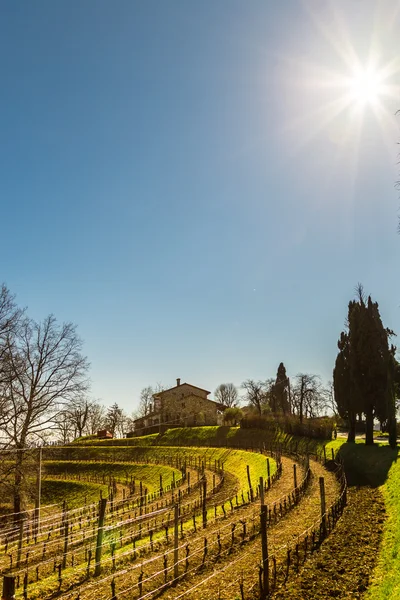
left=1, top=0, right=400, bottom=414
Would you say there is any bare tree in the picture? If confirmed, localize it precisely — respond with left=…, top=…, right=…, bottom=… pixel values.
left=291, top=374, right=324, bottom=423
left=67, top=397, right=92, bottom=438
left=321, top=381, right=338, bottom=417
left=55, top=396, right=98, bottom=442
left=214, top=383, right=239, bottom=407
left=0, top=284, right=22, bottom=345
left=2, top=314, right=89, bottom=516
left=138, top=386, right=154, bottom=417
left=106, top=403, right=126, bottom=437
left=85, top=400, right=107, bottom=435
left=241, top=380, right=266, bottom=415
left=54, top=410, right=76, bottom=444
left=0, top=284, right=22, bottom=401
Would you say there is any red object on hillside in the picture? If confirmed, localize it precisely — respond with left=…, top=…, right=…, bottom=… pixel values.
left=97, top=430, right=113, bottom=439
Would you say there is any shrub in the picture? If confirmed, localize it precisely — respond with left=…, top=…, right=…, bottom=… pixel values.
left=240, top=414, right=334, bottom=440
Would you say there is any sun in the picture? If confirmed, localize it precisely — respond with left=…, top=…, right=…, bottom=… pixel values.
left=348, top=67, right=384, bottom=107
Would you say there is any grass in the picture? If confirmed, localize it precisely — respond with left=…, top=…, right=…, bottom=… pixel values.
left=45, top=446, right=276, bottom=492
left=41, top=479, right=109, bottom=508
left=71, top=425, right=335, bottom=454
left=44, top=461, right=181, bottom=493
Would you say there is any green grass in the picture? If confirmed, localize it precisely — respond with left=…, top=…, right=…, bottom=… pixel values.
left=41, top=479, right=109, bottom=508
left=44, top=461, right=181, bottom=493
left=41, top=446, right=276, bottom=518
left=70, top=425, right=334, bottom=454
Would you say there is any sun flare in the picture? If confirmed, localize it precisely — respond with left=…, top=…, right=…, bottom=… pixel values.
left=348, top=67, right=384, bottom=107
left=279, top=3, right=400, bottom=155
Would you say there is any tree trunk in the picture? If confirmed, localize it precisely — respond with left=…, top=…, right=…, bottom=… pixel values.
left=388, top=415, right=397, bottom=450
left=347, top=412, right=356, bottom=443
left=13, top=456, right=24, bottom=523
left=365, top=406, right=374, bottom=445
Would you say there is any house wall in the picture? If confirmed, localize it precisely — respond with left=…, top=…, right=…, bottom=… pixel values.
left=156, top=384, right=208, bottom=404
left=131, top=383, right=221, bottom=436
left=161, top=393, right=218, bottom=425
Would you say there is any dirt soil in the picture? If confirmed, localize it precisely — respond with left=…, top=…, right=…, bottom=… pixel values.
left=271, top=486, right=386, bottom=599
left=161, top=458, right=339, bottom=600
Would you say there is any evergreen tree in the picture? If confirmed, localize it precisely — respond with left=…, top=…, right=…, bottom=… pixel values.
left=333, top=331, right=358, bottom=443
left=273, top=362, right=291, bottom=414
left=384, top=347, right=398, bottom=450
left=334, top=286, right=396, bottom=446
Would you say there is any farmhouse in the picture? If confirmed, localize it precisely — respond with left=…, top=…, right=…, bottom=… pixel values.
left=130, top=378, right=226, bottom=435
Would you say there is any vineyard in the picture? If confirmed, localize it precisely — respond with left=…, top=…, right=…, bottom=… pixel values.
left=0, top=438, right=348, bottom=600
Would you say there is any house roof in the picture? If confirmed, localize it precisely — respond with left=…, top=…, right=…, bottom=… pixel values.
left=152, top=382, right=211, bottom=397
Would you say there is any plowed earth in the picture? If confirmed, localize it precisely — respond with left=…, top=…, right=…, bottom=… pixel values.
left=160, top=459, right=339, bottom=600
left=271, top=487, right=386, bottom=600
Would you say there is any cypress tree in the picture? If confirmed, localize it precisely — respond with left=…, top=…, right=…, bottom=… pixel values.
left=333, top=331, right=358, bottom=443
left=273, top=362, right=290, bottom=414
left=334, top=286, right=396, bottom=446
left=385, top=347, right=398, bottom=450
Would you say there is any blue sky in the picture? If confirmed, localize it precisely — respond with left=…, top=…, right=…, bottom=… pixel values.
left=1, top=1, right=400, bottom=413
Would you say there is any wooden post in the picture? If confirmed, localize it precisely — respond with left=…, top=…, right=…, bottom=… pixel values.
left=160, top=474, right=163, bottom=496
left=94, top=498, right=107, bottom=576
left=319, top=477, right=326, bottom=535
left=174, top=504, right=179, bottom=580
left=16, top=517, right=25, bottom=569
left=2, top=575, right=16, bottom=600
left=34, top=447, right=42, bottom=541
left=266, top=458, right=270, bottom=479
left=293, top=464, right=297, bottom=489
left=246, top=465, right=254, bottom=502
left=331, top=448, right=334, bottom=461
left=62, top=519, right=69, bottom=569
left=202, top=478, right=207, bottom=529
left=259, top=477, right=269, bottom=599
left=259, top=476, right=264, bottom=505
left=323, top=446, right=327, bottom=464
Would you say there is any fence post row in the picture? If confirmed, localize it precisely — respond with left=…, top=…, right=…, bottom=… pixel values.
left=0, top=439, right=342, bottom=600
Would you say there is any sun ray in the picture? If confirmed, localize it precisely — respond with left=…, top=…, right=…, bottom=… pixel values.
left=277, top=1, right=400, bottom=158
left=283, top=94, right=354, bottom=152
left=302, top=0, right=362, bottom=73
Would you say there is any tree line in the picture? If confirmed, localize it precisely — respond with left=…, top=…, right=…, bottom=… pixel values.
left=137, top=365, right=335, bottom=425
